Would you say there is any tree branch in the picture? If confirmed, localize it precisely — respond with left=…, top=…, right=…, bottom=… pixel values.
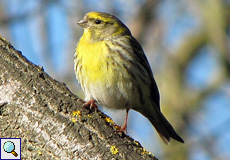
left=0, top=37, right=158, bottom=160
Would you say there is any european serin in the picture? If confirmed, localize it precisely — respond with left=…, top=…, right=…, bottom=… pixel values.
left=74, top=12, right=184, bottom=144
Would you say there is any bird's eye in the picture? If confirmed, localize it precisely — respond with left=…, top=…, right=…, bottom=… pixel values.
left=95, top=19, right=102, bottom=24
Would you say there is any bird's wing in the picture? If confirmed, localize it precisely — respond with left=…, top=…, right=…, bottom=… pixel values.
left=130, top=37, right=160, bottom=109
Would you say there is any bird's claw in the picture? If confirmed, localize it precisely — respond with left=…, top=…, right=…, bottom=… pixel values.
left=114, top=124, right=127, bottom=133
left=82, top=99, right=98, bottom=110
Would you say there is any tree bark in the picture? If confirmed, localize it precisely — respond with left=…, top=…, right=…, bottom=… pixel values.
left=0, top=37, right=158, bottom=160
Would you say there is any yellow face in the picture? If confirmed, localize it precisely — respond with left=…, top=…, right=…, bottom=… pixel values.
left=77, top=12, right=130, bottom=41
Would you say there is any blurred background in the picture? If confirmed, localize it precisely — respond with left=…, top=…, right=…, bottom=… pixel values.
left=0, top=0, right=230, bottom=159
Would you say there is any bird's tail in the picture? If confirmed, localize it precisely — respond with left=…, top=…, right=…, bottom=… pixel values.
left=143, top=106, right=184, bottom=145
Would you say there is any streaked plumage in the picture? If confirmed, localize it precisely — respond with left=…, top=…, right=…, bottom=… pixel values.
left=74, top=12, right=184, bottom=144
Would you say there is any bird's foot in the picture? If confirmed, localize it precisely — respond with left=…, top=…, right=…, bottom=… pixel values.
left=115, top=124, right=127, bottom=133
left=83, top=99, right=98, bottom=110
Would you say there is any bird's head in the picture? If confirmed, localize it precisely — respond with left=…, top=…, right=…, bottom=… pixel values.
left=77, top=12, right=131, bottom=41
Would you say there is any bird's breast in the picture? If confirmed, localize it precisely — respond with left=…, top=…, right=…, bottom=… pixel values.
left=76, top=39, right=110, bottom=83
left=75, top=38, right=136, bottom=109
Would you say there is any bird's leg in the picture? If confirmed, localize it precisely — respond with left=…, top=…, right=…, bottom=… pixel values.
left=79, top=99, right=98, bottom=110
left=117, top=109, right=129, bottom=133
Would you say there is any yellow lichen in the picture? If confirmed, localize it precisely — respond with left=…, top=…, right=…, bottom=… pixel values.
left=38, top=150, right=42, bottom=155
left=71, top=118, right=76, bottom=123
left=87, top=114, right=92, bottom=118
left=134, top=140, right=141, bottom=146
left=73, top=110, right=81, bottom=117
left=141, top=148, right=152, bottom=156
left=0, top=36, right=6, bottom=41
left=104, top=117, right=114, bottom=124
left=113, top=125, right=120, bottom=130
left=110, top=146, right=118, bottom=155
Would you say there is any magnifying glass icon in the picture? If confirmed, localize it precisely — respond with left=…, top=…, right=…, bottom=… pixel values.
left=3, top=141, right=18, bottom=157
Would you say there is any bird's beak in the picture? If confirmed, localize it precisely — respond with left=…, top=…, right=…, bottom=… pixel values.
left=77, top=19, right=88, bottom=28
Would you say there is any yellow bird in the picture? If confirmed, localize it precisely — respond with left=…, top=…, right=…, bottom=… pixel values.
left=74, top=12, right=184, bottom=144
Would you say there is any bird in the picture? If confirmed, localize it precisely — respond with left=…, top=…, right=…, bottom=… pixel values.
left=74, top=12, right=184, bottom=144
